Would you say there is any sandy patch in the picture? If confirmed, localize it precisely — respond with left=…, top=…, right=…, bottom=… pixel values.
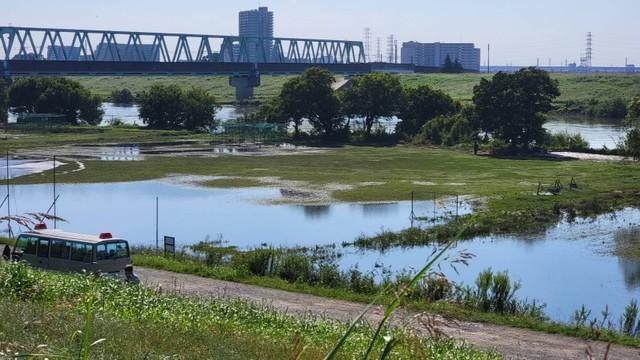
left=412, top=181, right=437, bottom=186
left=445, top=182, right=467, bottom=186
left=358, top=181, right=386, bottom=186
left=550, top=152, right=630, bottom=162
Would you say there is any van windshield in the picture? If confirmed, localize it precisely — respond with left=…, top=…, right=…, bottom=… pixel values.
left=96, top=241, right=129, bottom=261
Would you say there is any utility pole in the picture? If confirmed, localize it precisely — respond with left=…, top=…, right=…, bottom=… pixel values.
left=6, top=153, right=10, bottom=239
left=53, top=155, right=56, bottom=228
left=487, top=43, right=490, bottom=73
left=155, top=196, right=159, bottom=249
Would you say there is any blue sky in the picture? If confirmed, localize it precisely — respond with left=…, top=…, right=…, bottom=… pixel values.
left=3, top=0, right=639, bottom=66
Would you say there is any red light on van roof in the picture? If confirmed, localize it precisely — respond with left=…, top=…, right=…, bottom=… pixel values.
left=99, top=232, right=113, bottom=239
left=34, top=223, right=47, bottom=230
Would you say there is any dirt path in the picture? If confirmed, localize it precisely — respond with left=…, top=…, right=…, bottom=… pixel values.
left=137, top=267, right=640, bottom=360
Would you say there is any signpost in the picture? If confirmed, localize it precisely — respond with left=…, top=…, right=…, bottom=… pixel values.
left=164, top=236, right=175, bottom=257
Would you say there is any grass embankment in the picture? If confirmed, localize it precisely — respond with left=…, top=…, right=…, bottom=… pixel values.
left=131, top=250, right=640, bottom=348
left=0, top=261, right=499, bottom=359
left=72, top=74, right=640, bottom=114
left=73, top=75, right=294, bottom=103
left=401, top=73, right=640, bottom=118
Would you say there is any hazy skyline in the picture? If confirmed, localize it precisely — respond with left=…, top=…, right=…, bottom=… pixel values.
left=3, top=0, right=639, bottom=67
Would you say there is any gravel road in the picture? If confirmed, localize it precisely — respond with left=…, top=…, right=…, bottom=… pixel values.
left=138, top=267, right=640, bottom=360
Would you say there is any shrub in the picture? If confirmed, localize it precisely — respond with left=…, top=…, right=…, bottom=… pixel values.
left=544, top=131, right=590, bottom=151
left=625, top=128, right=640, bottom=160
left=275, top=253, right=313, bottom=283
left=414, top=114, right=475, bottom=146
left=318, top=263, right=345, bottom=288
left=110, top=88, right=135, bottom=104
left=347, top=268, right=376, bottom=294
left=238, top=249, right=276, bottom=276
left=415, top=275, right=453, bottom=302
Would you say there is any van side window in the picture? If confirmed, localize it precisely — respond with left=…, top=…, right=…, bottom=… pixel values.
left=97, top=241, right=129, bottom=260
left=37, top=238, right=50, bottom=258
left=50, top=240, right=71, bottom=260
left=70, top=242, right=93, bottom=263
left=16, top=236, right=38, bottom=255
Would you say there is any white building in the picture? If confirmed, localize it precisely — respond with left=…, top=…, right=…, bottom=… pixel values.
left=401, top=42, right=481, bottom=71
left=237, top=6, right=274, bottom=63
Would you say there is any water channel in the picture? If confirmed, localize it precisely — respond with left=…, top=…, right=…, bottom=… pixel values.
left=2, top=178, right=639, bottom=324
left=99, top=104, right=626, bottom=150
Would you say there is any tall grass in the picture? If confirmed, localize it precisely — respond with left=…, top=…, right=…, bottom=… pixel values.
left=0, top=261, right=500, bottom=359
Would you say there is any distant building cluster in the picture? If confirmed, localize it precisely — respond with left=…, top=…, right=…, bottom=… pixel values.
left=46, top=44, right=160, bottom=61
left=401, top=42, right=481, bottom=71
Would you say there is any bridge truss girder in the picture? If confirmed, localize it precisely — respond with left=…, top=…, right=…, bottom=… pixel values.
left=0, top=26, right=366, bottom=64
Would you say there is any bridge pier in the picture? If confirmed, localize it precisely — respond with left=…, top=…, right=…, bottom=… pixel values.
left=229, top=73, right=260, bottom=102
left=1, top=60, right=11, bottom=85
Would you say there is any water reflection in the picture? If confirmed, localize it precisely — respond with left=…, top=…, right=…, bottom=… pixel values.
left=302, top=205, right=331, bottom=219
left=359, top=202, right=400, bottom=216
left=544, top=114, right=626, bottom=150
left=614, top=227, right=640, bottom=289
left=99, top=103, right=255, bottom=127
left=341, top=208, right=640, bottom=323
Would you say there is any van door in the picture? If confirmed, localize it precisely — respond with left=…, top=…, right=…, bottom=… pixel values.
left=13, top=235, right=39, bottom=267
left=36, top=238, right=50, bottom=269
left=68, top=242, right=94, bottom=272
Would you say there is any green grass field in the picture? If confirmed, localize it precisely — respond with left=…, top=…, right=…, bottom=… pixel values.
left=399, top=73, right=640, bottom=104
left=74, top=75, right=294, bottom=103
left=71, top=73, right=640, bottom=105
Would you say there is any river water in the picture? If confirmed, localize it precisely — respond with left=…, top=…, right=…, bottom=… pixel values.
left=99, top=104, right=626, bottom=150
left=3, top=179, right=639, bottom=324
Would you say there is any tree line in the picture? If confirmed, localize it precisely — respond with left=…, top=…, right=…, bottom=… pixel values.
left=0, top=78, right=218, bottom=131
left=1, top=72, right=639, bottom=158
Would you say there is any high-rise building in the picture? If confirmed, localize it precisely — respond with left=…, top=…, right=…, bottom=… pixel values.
left=238, top=6, right=274, bottom=63
left=401, top=42, right=481, bottom=71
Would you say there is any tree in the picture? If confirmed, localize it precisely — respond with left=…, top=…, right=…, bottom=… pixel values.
left=441, top=55, right=464, bottom=73
left=278, top=67, right=343, bottom=137
left=8, top=77, right=103, bottom=125
left=110, top=88, right=135, bottom=104
left=624, top=97, right=640, bottom=159
left=138, top=85, right=218, bottom=130
left=0, top=79, right=7, bottom=124
left=397, top=85, right=461, bottom=137
left=279, top=77, right=306, bottom=136
left=138, top=84, right=184, bottom=129
left=182, top=87, right=219, bottom=130
left=340, top=73, right=403, bottom=134
left=252, top=97, right=285, bottom=124
left=297, top=67, right=342, bottom=136
left=472, top=67, right=560, bottom=151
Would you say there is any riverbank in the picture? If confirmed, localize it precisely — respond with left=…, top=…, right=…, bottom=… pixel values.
left=129, top=249, right=640, bottom=351
left=134, top=266, right=639, bottom=359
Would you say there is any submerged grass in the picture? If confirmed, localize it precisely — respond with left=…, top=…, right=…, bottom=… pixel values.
left=0, top=261, right=499, bottom=359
